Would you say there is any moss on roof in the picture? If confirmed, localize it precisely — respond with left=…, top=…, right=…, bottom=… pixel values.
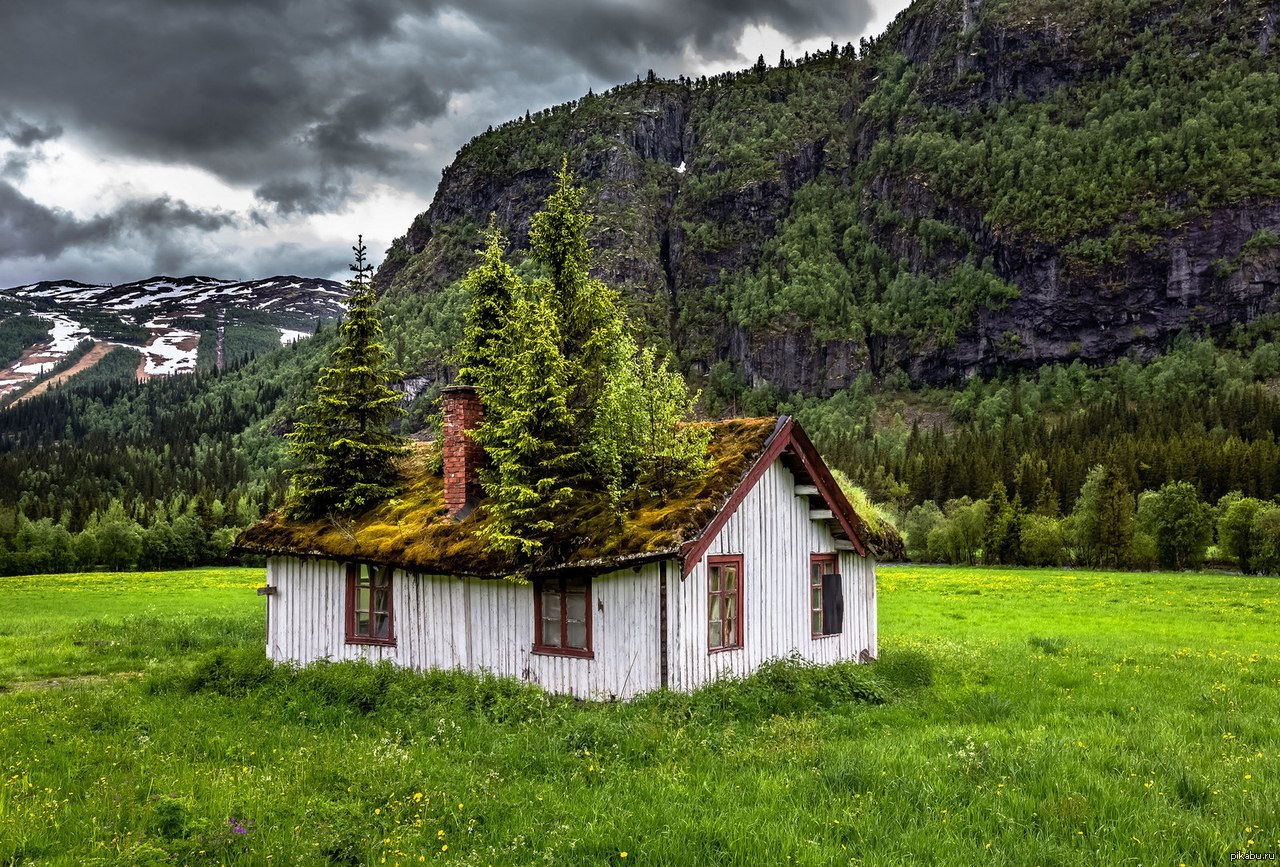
left=236, top=417, right=782, bottom=577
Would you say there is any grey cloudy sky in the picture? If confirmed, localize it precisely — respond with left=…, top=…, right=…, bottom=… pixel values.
left=0, top=0, right=910, bottom=287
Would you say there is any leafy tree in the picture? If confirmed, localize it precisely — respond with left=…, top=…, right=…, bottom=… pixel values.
left=904, top=501, right=943, bottom=562
left=286, top=237, right=409, bottom=518
left=96, top=516, right=141, bottom=571
left=1250, top=506, right=1280, bottom=575
left=928, top=497, right=988, bottom=565
left=1135, top=481, right=1213, bottom=570
left=1218, top=495, right=1265, bottom=573
left=1019, top=514, right=1066, bottom=567
left=140, top=519, right=175, bottom=569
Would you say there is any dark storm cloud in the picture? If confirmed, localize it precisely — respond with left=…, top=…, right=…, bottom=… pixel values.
left=0, top=0, right=871, bottom=191
left=0, top=113, right=62, bottom=180
left=0, top=114, right=64, bottom=149
left=0, top=0, right=451, bottom=204
left=254, top=178, right=349, bottom=217
left=458, top=0, right=872, bottom=79
left=0, top=181, right=235, bottom=260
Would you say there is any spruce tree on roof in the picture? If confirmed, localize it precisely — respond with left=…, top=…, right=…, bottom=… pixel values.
left=457, top=218, right=519, bottom=387
left=457, top=160, right=709, bottom=560
left=285, top=236, right=408, bottom=519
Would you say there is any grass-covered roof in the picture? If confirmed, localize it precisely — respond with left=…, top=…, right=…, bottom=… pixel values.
left=237, top=417, right=787, bottom=577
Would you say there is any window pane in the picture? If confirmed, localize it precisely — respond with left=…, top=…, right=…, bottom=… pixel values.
left=356, top=611, right=370, bottom=635
left=541, top=591, right=560, bottom=620
left=725, top=616, right=736, bottom=646
left=708, top=565, right=721, bottom=593
left=357, top=586, right=370, bottom=611
left=374, top=612, right=390, bottom=639
left=567, top=621, right=587, bottom=649
left=541, top=617, right=561, bottom=646
left=811, top=563, right=821, bottom=583
left=709, top=621, right=722, bottom=648
left=726, top=566, right=737, bottom=590
left=812, top=611, right=822, bottom=634
left=565, top=590, right=586, bottom=621
left=375, top=567, right=391, bottom=588
left=811, top=587, right=822, bottom=609
left=709, top=594, right=721, bottom=620
left=373, top=588, right=389, bottom=615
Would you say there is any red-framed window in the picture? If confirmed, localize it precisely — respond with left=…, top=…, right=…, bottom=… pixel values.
left=345, top=563, right=395, bottom=646
left=707, top=555, right=743, bottom=652
left=533, top=577, right=594, bottom=658
left=810, top=553, right=844, bottom=637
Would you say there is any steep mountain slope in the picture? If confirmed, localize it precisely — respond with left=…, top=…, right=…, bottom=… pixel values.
left=377, top=0, right=1280, bottom=391
left=0, top=275, right=345, bottom=395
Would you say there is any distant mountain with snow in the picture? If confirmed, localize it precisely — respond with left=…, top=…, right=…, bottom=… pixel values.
left=0, top=274, right=347, bottom=396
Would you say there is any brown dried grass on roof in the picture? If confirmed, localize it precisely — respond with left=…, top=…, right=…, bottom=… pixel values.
left=236, top=417, right=780, bottom=577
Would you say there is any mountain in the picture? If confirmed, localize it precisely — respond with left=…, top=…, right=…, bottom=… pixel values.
left=0, top=275, right=346, bottom=396
left=375, top=0, right=1280, bottom=392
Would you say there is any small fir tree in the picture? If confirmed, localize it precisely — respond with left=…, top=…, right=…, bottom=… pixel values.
left=456, top=218, right=520, bottom=389
left=528, top=157, right=623, bottom=422
left=286, top=237, right=408, bottom=519
left=472, top=289, right=580, bottom=557
left=457, top=160, right=708, bottom=555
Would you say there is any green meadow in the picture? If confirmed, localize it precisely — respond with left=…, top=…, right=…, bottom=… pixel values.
left=0, top=565, right=1275, bottom=866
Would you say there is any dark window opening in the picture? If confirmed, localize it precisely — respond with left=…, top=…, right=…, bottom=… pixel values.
left=533, top=577, right=594, bottom=659
left=811, top=554, right=843, bottom=637
left=346, top=563, right=395, bottom=646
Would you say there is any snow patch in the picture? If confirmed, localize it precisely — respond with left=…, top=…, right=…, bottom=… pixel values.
left=278, top=327, right=309, bottom=345
left=140, top=322, right=200, bottom=376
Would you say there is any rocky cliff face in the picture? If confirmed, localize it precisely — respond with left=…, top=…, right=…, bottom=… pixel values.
left=378, top=0, right=1280, bottom=393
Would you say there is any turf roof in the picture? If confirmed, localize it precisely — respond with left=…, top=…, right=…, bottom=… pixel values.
left=236, top=417, right=789, bottom=578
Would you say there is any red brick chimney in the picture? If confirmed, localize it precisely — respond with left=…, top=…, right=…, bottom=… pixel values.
left=441, top=385, right=484, bottom=519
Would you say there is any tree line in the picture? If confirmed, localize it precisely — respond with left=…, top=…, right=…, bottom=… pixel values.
left=903, top=471, right=1280, bottom=574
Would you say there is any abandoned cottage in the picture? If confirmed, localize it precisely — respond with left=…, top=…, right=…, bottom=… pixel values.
left=235, top=387, right=885, bottom=699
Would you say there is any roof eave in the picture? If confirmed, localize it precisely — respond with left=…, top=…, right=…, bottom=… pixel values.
left=677, top=415, right=869, bottom=576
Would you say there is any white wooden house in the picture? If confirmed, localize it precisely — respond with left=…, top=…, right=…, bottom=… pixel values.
left=236, top=388, right=884, bottom=699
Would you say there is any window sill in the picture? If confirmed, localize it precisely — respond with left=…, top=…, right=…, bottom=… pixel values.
left=532, top=645, right=595, bottom=660
left=708, top=644, right=743, bottom=655
left=345, top=636, right=397, bottom=647
left=811, top=633, right=842, bottom=640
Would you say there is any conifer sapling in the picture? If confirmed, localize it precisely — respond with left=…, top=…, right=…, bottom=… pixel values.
left=286, top=236, right=408, bottom=519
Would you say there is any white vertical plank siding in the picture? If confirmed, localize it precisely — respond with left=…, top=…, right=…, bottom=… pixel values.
left=266, top=556, right=664, bottom=699
left=670, top=459, right=878, bottom=690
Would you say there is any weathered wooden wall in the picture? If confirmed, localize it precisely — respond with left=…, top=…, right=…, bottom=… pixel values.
left=668, top=459, right=878, bottom=691
left=265, top=557, right=663, bottom=699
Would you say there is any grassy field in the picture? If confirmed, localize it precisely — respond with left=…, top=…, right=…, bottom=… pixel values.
left=0, top=568, right=263, bottom=685
left=0, top=565, right=1275, bottom=865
